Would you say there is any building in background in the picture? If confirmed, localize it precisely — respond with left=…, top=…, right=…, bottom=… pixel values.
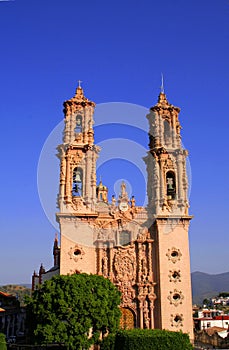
left=0, top=291, right=25, bottom=341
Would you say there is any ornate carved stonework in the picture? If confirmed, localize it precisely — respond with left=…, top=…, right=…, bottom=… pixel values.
left=113, top=245, right=136, bottom=282
left=168, top=289, right=184, bottom=307
left=68, top=244, right=85, bottom=262
left=166, top=247, right=182, bottom=263
left=169, top=270, right=181, bottom=283
left=170, top=313, right=184, bottom=328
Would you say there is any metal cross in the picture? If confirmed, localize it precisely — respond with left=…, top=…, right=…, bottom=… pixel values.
left=78, top=80, right=82, bottom=88
left=161, top=73, right=164, bottom=94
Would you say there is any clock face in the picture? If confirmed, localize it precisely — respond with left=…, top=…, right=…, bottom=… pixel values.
left=119, top=202, right=128, bottom=212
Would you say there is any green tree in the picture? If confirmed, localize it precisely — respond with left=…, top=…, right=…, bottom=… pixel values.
left=0, top=333, right=7, bottom=350
left=202, top=298, right=211, bottom=307
left=26, top=274, right=121, bottom=350
left=219, top=292, right=229, bottom=298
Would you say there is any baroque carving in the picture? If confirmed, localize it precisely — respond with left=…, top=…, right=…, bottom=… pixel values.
left=68, top=244, right=85, bottom=262
left=168, top=289, right=184, bottom=307
left=169, top=270, right=181, bottom=283
left=166, top=247, right=182, bottom=263
left=137, top=227, right=150, bottom=241
left=71, top=197, right=89, bottom=212
left=113, top=245, right=136, bottom=282
left=101, top=248, right=108, bottom=277
left=170, top=314, right=184, bottom=328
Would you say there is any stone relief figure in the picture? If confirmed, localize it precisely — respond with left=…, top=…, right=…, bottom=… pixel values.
left=143, top=299, right=150, bottom=329
left=141, top=258, right=148, bottom=281
left=114, top=248, right=135, bottom=282
left=137, top=227, right=150, bottom=241
left=102, top=255, right=108, bottom=277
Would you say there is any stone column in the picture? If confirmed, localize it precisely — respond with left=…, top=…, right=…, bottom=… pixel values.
left=147, top=241, right=153, bottom=280
left=96, top=241, right=103, bottom=275
left=108, top=242, right=114, bottom=279
left=59, top=156, right=66, bottom=210
left=176, top=151, right=183, bottom=203
left=148, top=296, right=155, bottom=329
left=84, top=150, right=91, bottom=203
left=65, top=154, right=71, bottom=203
left=139, top=300, right=144, bottom=329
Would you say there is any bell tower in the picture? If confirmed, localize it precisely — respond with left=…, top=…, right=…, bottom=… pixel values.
left=145, top=91, right=193, bottom=338
left=56, top=84, right=100, bottom=275
left=146, top=91, right=189, bottom=215
left=57, top=84, right=100, bottom=213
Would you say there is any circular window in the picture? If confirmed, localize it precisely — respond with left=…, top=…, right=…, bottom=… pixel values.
left=74, top=249, right=81, bottom=256
left=171, top=251, right=178, bottom=258
left=173, top=293, right=180, bottom=300
left=172, top=271, right=180, bottom=279
left=174, top=315, right=182, bottom=323
left=166, top=248, right=182, bottom=263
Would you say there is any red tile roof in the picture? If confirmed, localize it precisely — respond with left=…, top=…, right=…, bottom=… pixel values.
left=0, top=291, right=12, bottom=297
left=214, top=315, right=229, bottom=320
left=0, top=291, right=15, bottom=298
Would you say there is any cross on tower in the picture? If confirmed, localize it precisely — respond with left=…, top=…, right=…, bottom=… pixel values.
left=78, top=80, right=82, bottom=88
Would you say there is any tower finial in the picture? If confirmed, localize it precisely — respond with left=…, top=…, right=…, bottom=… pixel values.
left=77, top=80, right=82, bottom=88
left=160, top=73, right=164, bottom=94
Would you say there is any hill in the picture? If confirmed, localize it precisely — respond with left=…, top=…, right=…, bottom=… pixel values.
left=191, top=271, right=229, bottom=305
left=0, top=284, right=31, bottom=305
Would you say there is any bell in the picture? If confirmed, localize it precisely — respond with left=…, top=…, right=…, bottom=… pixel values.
left=167, top=177, right=174, bottom=190
left=74, top=172, right=81, bottom=183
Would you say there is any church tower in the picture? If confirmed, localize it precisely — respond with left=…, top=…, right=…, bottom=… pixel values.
left=34, top=83, right=194, bottom=339
left=145, top=91, right=193, bottom=336
left=56, top=84, right=100, bottom=275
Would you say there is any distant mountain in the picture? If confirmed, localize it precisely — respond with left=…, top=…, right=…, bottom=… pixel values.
left=191, top=271, right=229, bottom=305
left=0, top=284, right=31, bottom=305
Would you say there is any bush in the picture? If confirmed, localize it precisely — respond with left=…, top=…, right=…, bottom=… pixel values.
left=104, top=329, right=193, bottom=350
left=100, top=333, right=115, bottom=350
left=0, top=333, right=7, bottom=350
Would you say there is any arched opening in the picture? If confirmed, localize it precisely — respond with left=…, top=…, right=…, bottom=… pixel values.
left=166, top=171, right=176, bottom=199
left=120, top=307, right=136, bottom=329
left=72, top=167, right=83, bottom=197
left=164, top=119, right=171, bottom=144
left=75, top=115, right=82, bottom=134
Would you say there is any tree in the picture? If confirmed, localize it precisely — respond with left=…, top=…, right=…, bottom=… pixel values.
left=202, top=298, right=211, bottom=307
left=219, top=292, right=229, bottom=298
left=0, top=333, right=7, bottom=350
left=26, top=274, right=121, bottom=350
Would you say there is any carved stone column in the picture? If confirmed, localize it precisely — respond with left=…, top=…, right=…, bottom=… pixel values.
left=84, top=150, right=91, bottom=203
left=176, top=151, right=183, bottom=203
left=159, top=157, right=166, bottom=205
left=108, top=242, right=114, bottom=279
left=149, top=297, right=155, bottom=329
left=65, top=153, right=71, bottom=203
left=147, top=240, right=153, bottom=280
left=139, top=299, right=144, bottom=329
left=96, top=240, right=104, bottom=275
left=59, top=156, right=66, bottom=206
left=137, top=241, right=142, bottom=283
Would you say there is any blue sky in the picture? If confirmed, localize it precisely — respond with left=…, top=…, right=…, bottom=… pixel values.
left=0, top=0, right=228, bottom=284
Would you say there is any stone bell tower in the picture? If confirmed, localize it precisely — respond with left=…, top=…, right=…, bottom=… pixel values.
left=145, top=90, right=193, bottom=337
left=56, top=84, right=100, bottom=275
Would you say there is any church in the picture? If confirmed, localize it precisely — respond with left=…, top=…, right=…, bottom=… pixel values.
left=32, top=84, right=193, bottom=338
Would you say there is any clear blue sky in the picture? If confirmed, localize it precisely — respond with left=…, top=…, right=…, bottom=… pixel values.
left=0, top=0, right=228, bottom=284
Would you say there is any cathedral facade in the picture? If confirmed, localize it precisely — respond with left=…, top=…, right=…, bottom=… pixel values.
left=33, top=85, right=193, bottom=338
